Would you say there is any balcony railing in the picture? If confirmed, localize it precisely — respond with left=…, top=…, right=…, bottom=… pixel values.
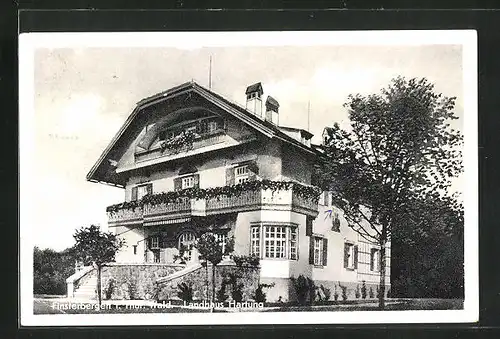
left=205, top=190, right=262, bottom=213
left=106, top=182, right=319, bottom=225
left=107, top=206, right=143, bottom=225
left=143, top=198, right=192, bottom=217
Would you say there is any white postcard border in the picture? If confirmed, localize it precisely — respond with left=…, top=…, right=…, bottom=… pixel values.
left=19, top=30, right=478, bottom=326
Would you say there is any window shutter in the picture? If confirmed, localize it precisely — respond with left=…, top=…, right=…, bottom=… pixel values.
left=131, top=186, right=138, bottom=201
left=193, top=174, right=200, bottom=188
left=306, top=216, right=313, bottom=236
left=370, top=249, right=375, bottom=271
left=225, top=167, right=235, bottom=185
left=146, top=183, right=153, bottom=195
left=343, top=244, right=349, bottom=268
left=322, top=238, right=328, bottom=266
left=354, top=245, right=359, bottom=269
left=377, top=250, right=382, bottom=271
left=309, top=237, right=315, bottom=265
left=174, top=177, right=182, bottom=191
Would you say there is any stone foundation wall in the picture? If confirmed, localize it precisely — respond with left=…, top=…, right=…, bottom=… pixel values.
left=99, top=264, right=185, bottom=300
left=157, top=263, right=260, bottom=302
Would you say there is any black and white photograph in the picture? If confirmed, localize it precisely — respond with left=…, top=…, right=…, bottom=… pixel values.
left=19, top=30, right=478, bottom=325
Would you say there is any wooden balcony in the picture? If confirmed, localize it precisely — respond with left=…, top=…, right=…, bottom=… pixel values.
left=107, top=183, right=319, bottom=226
left=205, top=190, right=262, bottom=214
left=107, top=206, right=143, bottom=226
left=206, top=186, right=318, bottom=217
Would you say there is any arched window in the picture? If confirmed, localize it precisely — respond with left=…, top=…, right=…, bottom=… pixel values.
left=178, top=231, right=196, bottom=262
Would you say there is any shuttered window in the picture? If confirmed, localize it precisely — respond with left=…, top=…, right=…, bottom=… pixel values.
left=132, top=183, right=152, bottom=201
left=312, top=237, right=328, bottom=266
left=175, top=174, right=200, bottom=190
left=344, top=243, right=358, bottom=270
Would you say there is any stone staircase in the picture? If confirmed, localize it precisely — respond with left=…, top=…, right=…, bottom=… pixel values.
left=72, top=270, right=97, bottom=300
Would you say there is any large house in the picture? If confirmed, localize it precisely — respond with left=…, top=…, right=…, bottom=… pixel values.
left=80, top=81, right=390, bottom=302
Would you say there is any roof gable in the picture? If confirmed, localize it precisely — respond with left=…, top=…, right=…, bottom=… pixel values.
left=87, top=81, right=317, bottom=186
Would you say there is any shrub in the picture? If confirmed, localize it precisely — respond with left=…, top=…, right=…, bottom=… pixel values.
left=361, top=280, right=367, bottom=299
left=253, top=283, right=274, bottom=303
left=227, top=273, right=244, bottom=302
left=177, top=282, right=193, bottom=302
left=355, top=285, right=361, bottom=299
left=333, top=284, right=339, bottom=301
left=216, top=282, right=229, bottom=302
left=319, top=285, right=331, bottom=301
left=127, top=280, right=138, bottom=300
left=369, top=287, right=375, bottom=298
left=104, top=278, right=116, bottom=300
left=339, top=283, right=348, bottom=301
left=291, top=275, right=316, bottom=305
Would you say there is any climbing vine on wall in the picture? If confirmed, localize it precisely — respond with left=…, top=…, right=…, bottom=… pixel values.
left=106, top=180, right=321, bottom=213
left=159, top=130, right=196, bottom=153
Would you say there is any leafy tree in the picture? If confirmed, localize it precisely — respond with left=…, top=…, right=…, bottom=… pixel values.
left=72, top=225, right=125, bottom=306
left=391, top=194, right=464, bottom=298
left=195, top=233, right=224, bottom=307
left=316, top=77, right=463, bottom=309
left=33, top=246, right=76, bottom=295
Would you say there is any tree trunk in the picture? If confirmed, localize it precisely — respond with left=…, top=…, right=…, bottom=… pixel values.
left=97, top=265, right=102, bottom=307
left=206, top=262, right=209, bottom=301
left=211, top=263, right=216, bottom=313
left=378, top=234, right=387, bottom=310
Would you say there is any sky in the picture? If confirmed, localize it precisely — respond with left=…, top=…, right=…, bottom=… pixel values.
left=31, top=42, right=464, bottom=251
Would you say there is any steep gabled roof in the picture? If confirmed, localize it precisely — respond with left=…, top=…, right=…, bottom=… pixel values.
left=87, top=81, right=318, bottom=187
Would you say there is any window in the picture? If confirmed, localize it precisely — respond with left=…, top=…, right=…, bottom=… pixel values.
left=132, top=183, right=152, bottom=201
left=251, top=226, right=260, bottom=257
left=344, top=243, right=358, bottom=270
left=251, top=225, right=297, bottom=260
left=150, top=235, right=160, bottom=249
left=289, top=227, right=298, bottom=260
left=370, top=248, right=381, bottom=272
left=235, top=165, right=249, bottom=184
left=264, top=226, right=287, bottom=258
left=313, top=238, right=323, bottom=266
left=178, top=231, right=196, bottom=262
left=310, top=236, right=327, bottom=266
left=181, top=176, right=195, bottom=189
